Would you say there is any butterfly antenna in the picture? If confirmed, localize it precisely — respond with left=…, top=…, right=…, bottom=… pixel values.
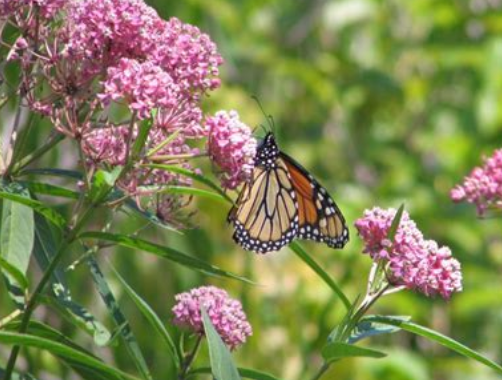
left=251, top=95, right=275, bottom=133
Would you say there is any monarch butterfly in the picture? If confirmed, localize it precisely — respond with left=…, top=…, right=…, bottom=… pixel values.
left=228, top=132, right=349, bottom=253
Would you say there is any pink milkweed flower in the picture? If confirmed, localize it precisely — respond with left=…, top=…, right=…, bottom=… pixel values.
left=98, top=58, right=180, bottom=120
left=206, top=110, right=257, bottom=189
left=355, top=207, right=462, bottom=299
left=451, top=148, right=502, bottom=216
left=172, top=286, right=252, bottom=350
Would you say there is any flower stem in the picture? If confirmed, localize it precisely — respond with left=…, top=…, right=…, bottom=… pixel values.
left=149, top=153, right=208, bottom=162
left=0, top=310, right=22, bottom=329
left=10, top=132, right=65, bottom=176
left=178, top=335, right=203, bottom=380
left=3, top=205, right=94, bottom=380
left=3, top=96, right=24, bottom=177
left=311, top=362, right=331, bottom=380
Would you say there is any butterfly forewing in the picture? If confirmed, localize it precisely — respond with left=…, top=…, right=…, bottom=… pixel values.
left=228, top=160, right=299, bottom=253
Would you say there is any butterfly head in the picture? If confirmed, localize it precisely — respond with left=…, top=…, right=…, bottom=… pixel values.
left=255, top=132, right=280, bottom=168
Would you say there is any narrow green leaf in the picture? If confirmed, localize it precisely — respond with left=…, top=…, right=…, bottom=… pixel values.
left=162, top=186, right=228, bottom=204
left=0, top=331, right=142, bottom=380
left=34, top=215, right=111, bottom=346
left=0, top=257, right=28, bottom=290
left=19, top=168, right=83, bottom=180
left=147, top=128, right=182, bottom=157
left=124, top=199, right=181, bottom=233
left=327, top=295, right=360, bottom=343
left=367, top=316, right=502, bottom=375
left=144, top=164, right=233, bottom=204
left=131, top=120, right=153, bottom=159
left=322, top=341, right=386, bottom=362
left=79, top=231, right=252, bottom=284
left=85, top=256, right=152, bottom=380
left=387, top=204, right=405, bottom=241
left=349, top=315, right=410, bottom=344
left=202, top=307, right=241, bottom=380
left=189, top=367, right=284, bottom=380
left=1, top=184, right=34, bottom=307
left=24, top=181, right=79, bottom=200
left=5, top=320, right=96, bottom=356
left=0, top=192, right=65, bottom=227
left=0, top=367, right=38, bottom=380
left=89, top=168, right=122, bottom=204
left=289, top=242, right=350, bottom=311
left=33, top=213, right=65, bottom=287
left=111, top=266, right=181, bottom=368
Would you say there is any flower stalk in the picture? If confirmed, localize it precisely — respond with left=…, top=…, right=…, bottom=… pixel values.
left=177, top=335, right=203, bottom=380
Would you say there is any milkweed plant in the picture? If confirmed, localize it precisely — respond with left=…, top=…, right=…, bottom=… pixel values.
left=0, top=1, right=500, bottom=380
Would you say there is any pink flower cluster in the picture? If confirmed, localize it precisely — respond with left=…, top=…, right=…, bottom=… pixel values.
left=206, top=111, right=257, bottom=189
left=451, top=148, right=502, bottom=216
left=63, top=0, right=222, bottom=92
left=99, top=58, right=180, bottom=120
left=355, top=207, right=463, bottom=299
left=0, top=0, right=65, bottom=19
left=4, top=0, right=260, bottom=215
left=172, top=286, right=252, bottom=350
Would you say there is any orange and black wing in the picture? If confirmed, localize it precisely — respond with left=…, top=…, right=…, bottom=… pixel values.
left=280, top=152, right=349, bottom=249
left=228, top=161, right=299, bottom=253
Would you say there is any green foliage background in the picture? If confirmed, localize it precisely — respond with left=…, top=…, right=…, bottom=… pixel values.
left=2, top=0, right=502, bottom=379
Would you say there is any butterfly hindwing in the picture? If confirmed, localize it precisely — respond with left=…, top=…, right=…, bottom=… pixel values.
left=280, top=152, right=349, bottom=249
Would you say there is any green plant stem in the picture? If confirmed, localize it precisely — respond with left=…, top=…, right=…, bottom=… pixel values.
left=3, top=97, right=24, bottom=177
left=149, top=153, right=207, bottom=162
left=3, top=205, right=94, bottom=380
left=312, top=281, right=393, bottom=380
left=0, top=310, right=22, bottom=329
left=311, top=362, right=331, bottom=380
left=178, top=335, right=203, bottom=380
left=10, top=133, right=65, bottom=176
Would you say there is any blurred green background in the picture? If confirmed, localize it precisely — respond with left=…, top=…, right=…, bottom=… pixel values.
left=3, top=0, right=502, bottom=379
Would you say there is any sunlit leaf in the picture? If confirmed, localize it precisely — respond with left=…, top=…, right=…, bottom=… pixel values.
left=367, top=316, right=502, bottom=375
left=34, top=215, right=110, bottom=346
left=85, top=256, right=152, bottom=380
left=0, top=192, right=65, bottom=227
left=111, top=266, right=181, bottom=368
left=23, top=181, right=79, bottom=200
left=1, top=183, right=33, bottom=307
left=349, top=315, right=410, bottom=344
left=202, top=307, right=241, bottom=380
left=144, top=164, right=233, bottom=204
left=79, top=231, right=252, bottom=283
left=322, top=341, right=386, bottom=362
left=161, top=186, right=228, bottom=204
left=88, top=168, right=122, bottom=204
left=0, top=331, right=142, bottom=380
left=387, top=204, right=405, bottom=241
